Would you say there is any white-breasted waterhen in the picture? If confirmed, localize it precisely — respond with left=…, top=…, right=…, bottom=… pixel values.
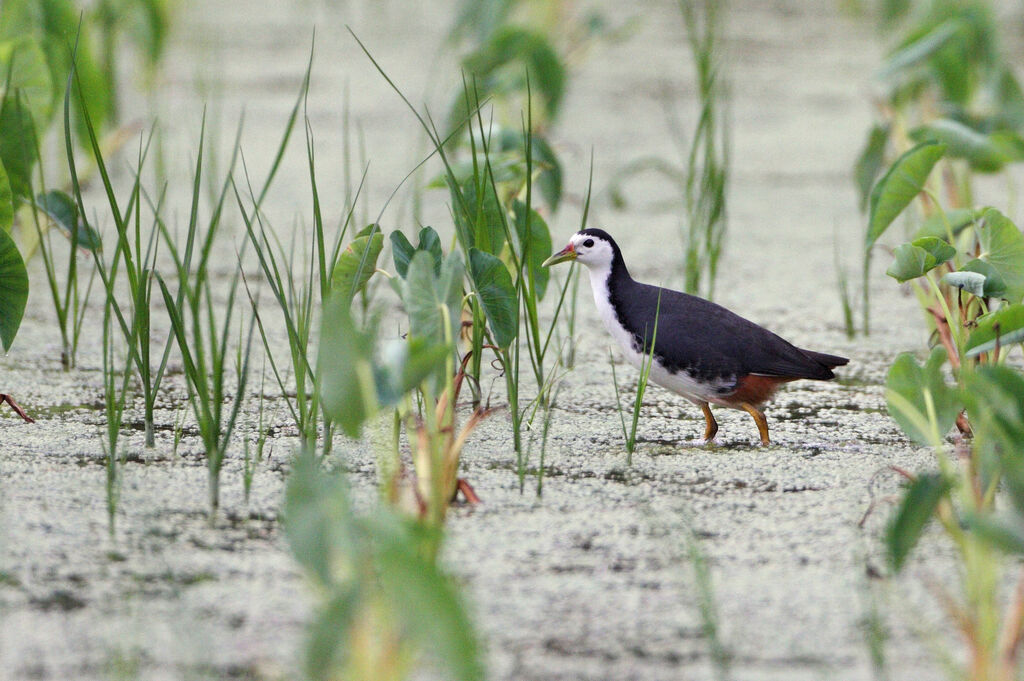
left=542, top=228, right=848, bottom=445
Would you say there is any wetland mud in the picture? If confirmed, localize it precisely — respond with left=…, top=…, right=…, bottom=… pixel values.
left=0, top=0, right=987, bottom=679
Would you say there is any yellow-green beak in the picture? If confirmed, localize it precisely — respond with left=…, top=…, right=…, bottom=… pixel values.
left=542, top=243, right=576, bottom=267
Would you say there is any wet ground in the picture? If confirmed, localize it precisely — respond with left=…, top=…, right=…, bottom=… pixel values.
left=0, top=0, right=997, bottom=679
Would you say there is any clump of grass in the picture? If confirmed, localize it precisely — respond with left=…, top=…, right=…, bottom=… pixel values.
left=242, top=365, right=273, bottom=506
left=352, top=33, right=584, bottom=477
left=100, top=291, right=131, bottom=538
left=64, top=60, right=173, bottom=447
left=154, top=116, right=256, bottom=522
left=28, top=188, right=97, bottom=371
left=679, top=0, right=729, bottom=299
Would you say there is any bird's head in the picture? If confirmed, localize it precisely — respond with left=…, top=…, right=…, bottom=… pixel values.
left=542, top=229, right=618, bottom=270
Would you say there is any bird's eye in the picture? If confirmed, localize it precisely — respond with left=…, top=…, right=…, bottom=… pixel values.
left=583, top=238, right=594, bottom=248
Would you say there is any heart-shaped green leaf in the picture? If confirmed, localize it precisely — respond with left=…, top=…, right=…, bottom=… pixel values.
left=885, top=347, right=963, bottom=446
left=867, top=141, right=946, bottom=249
left=333, top=228, right=384, bottom=301
left=35, top=190, right=102, bottom=251
left=885, top=237, right=953, bottom=282
left=942, top=271, right=988, bottom=297
left=910, top=118, right=1013, bottom=172
left=976, top=208, right=1024, bottom=303
left=469, top=247, right=517, bottom=349
left=965, top=304, right=1024, bottom=358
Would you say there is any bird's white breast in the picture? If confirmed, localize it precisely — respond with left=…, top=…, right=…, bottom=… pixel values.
left=587, top=266, right=733, bottom=405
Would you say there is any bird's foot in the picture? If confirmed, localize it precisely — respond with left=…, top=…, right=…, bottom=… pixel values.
left=1, top=394, right=34, bottom=424
left=455, top=478, right=481, bottom=504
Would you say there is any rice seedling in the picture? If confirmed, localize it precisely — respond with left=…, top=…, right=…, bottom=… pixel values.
left=100, top=288, right=131, bottom=538
left=27, top=187, right=98, bottom=370
left=140, top=113, right=258, bottom=521
left=605, top=1, right=729, bottom=298
left=678, top=0, right=729, bottom=300
left=683, top=522, right=732, bottom=681
left=158, top=262, right=256, bottom=521
left=242, top=363, right=272, bottom=506
left=63, top=61, right=176, bottom=447
left=234, top=48, right=390, bottom=457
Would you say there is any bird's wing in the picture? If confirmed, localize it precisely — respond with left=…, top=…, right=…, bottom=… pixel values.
left=629, top=285, right=836, bottom=380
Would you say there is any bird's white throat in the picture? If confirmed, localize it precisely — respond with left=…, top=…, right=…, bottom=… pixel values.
left=587, top=262, right=642, bottom=365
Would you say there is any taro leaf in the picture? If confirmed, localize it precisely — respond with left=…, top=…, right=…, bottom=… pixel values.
left=0, top=225, right=27, bottom=352
left=885, top=237, right=953, bottom=282
left=469, top=248, right=517, bottom=349
left=283, top=451, right=359, bottom=589
left=914, top=236, right=956, bottom=263
left=876, top=19, right=964, bottom=82
left=0, top=160, right=12, bottom=233
left=964, top=303, right=1024, bottom=358
left=961, top=366, right=1024, bottom=516
left=318, top=294, right=377, bottom=438
left=450, top=175, right=505, bottom=256
left=0, top=93, right=38, bottom=199
left=35, top=190, right=102, bottom=251
left=994, top=66, right=1024, bottom=130
left=375, top=519, right=485, bottom=681
left=532, top=134, right=563, bottom=212
left=886, top=473, right=950, bottom=572
left=885, top=347, right=963, bottom=446
left=989, top=130, right=1024, bottom=164
left=976, top=208, right=1024, bottom=303
left=512, top=200, right=552, bottom=300
left=462, top=26, right=565, bottom=122
left=375, top=337, right=451, bottom=408
left=333, top=229, right=384, bottom=301
left=391, top=226, right=443, bottom=279
left=438, top=151, right=528, bottom=190
left=0, top=37, right=53, bottom=130
left=403, top=250, right=464, bottom=348
left=390, top=230, right=415, bottom=278
left=854, top=123, right=889, bottom=212
left=942, top=271, right=988, bottom=297
left=910, top=119, right=1011, bottom=172
left=867, top=141, right=946, bottom=249
left=959, top=259, right=1007, bottom=298
left=913, top=207, right=980, bottom=240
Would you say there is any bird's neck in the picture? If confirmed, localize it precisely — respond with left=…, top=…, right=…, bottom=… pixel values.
left=587, top=249, right=633, bottom=311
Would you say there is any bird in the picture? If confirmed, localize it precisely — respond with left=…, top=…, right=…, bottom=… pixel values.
left=542, top=228, right=848, bottom=445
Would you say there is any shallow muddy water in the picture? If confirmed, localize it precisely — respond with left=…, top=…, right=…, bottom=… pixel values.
left=0, top=0, right=1007, bottom=679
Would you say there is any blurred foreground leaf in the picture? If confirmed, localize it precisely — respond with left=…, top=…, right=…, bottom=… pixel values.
left=887, top=472, right=950, bottom=572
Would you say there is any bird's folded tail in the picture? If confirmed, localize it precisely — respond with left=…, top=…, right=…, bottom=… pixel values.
left=800, top=349, right=849, bottom=369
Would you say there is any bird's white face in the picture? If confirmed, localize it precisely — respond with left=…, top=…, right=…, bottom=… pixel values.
left=541, top=232, right=615, bottom=270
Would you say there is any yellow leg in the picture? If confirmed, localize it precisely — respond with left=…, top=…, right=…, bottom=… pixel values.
left=699, top=402, right=718, bottom=443
left=740, top=402, right=770, bottom=445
